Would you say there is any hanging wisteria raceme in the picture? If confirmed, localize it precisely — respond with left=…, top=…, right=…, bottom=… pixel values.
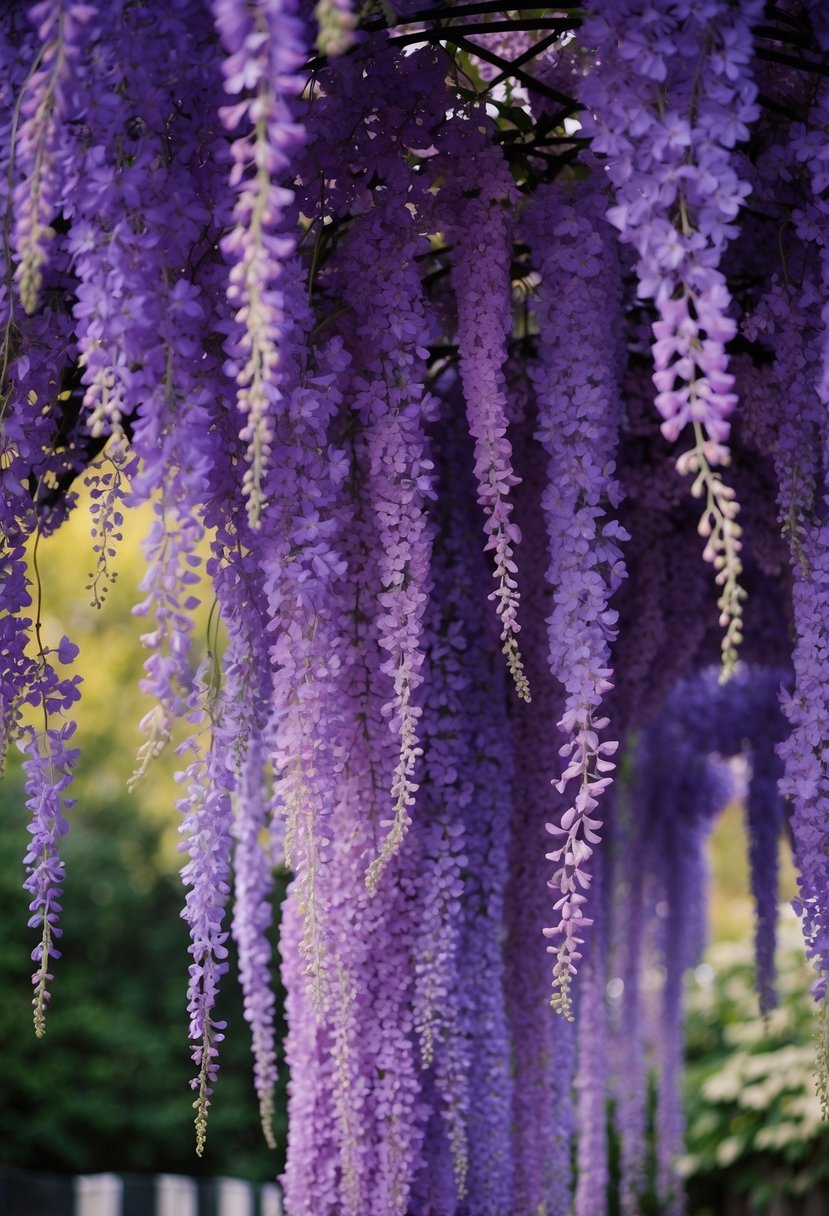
left=455, top=584, right=514, bottom=1216
left=6, top=4, right=829, bottom=1214
left=768, top=273, right=829, bottom=994
left=213, top=0, right=306, bottom=526
left=12, top=0, right=94, bottom=316
left=232, top=736, right=279, bottom=1147
left=446, top=137, right=530, bottom=704
left=581, top=0, right=762, bottom=676
left=525, top=180, right=627, bottom=1016
left=20, top=716, right=77, bottom=1035
left=410, top=410, right=478, bottom=1204
left=256, top=255, right=348, bottom=1014
left=336, top=204, right=437, bottom=896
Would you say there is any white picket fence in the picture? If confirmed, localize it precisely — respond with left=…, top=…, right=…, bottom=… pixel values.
left=0, top=1169, right=283, bottom=1216
left=75, top=1174, right=281, bottom=1216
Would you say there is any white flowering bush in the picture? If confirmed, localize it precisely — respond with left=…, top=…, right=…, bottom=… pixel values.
left=681, top=910, right=829, bottom=1212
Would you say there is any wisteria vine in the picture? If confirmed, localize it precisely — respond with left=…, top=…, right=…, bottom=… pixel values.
left=2, top=2, right=828, bottom=1212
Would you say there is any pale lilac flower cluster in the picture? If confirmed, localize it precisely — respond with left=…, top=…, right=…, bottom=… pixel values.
left=259, top=258, right=348, bottom=1011
left=580, top=0, right=760, bottom=448
left=177, top=709, right=235, bottom=1157
left=280, top=883, right=340, bottom=1215
left=213, top=0, right=306, bottom=526
left=581, top=0, right=762, bottom=673
left=339, top=209, right=437, bottom=895
left=20, top=720, right=78, bottom=1036
left=525, top=183, right=627, bottom=1016
left=278, top=339, right=420, bottom=1216
left=271, top=50, right=452, bottom=1215
left=448, top=141, right=530, bottom=703
left=231, top=737, right=278, bottom=1147
left=13, top=0, right=94, bottom=316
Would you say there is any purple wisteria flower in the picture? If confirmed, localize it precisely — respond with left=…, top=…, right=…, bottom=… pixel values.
left=213, top=0, right=306, bottom=526
left=20, top=721, right=78, bottom=1036
left=581, top=0, right=762, bottom=674
left=525, top=181, right=627, bottom=1017
left=445, top=134, right=530, bottom=704
left=232, top=737, right=278, bottom=1147
left=177, top=719, right=235, bottom=1156
left=13, top=0, right=94, bottom=315
left=337, top=205, right=437, bottom=896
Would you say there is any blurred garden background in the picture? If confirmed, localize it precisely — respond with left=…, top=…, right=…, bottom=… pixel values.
left=1, top=484, right=827, bottom=1213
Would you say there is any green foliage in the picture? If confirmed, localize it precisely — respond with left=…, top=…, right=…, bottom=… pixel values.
left=681, top=911, right=829, bottom=1214
left=0, top=482, right=287, bottom=1179
left=0, top=765, right=288, bottom=1179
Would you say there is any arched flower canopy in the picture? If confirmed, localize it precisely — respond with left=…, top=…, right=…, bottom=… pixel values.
left=2, top=1, right=828, bottom=1212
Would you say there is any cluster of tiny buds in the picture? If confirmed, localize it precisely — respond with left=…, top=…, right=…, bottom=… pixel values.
left=817, top=989, right=829, bottom=1122
left=680, top=425, right=745, bottom=679
left=127, top=703, right=171, bottom=791
left=502, top=633, right=531, bottom=703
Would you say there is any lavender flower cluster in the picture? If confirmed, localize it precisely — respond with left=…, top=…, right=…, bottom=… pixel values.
left=2, top=3, right=829, bottom=1213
